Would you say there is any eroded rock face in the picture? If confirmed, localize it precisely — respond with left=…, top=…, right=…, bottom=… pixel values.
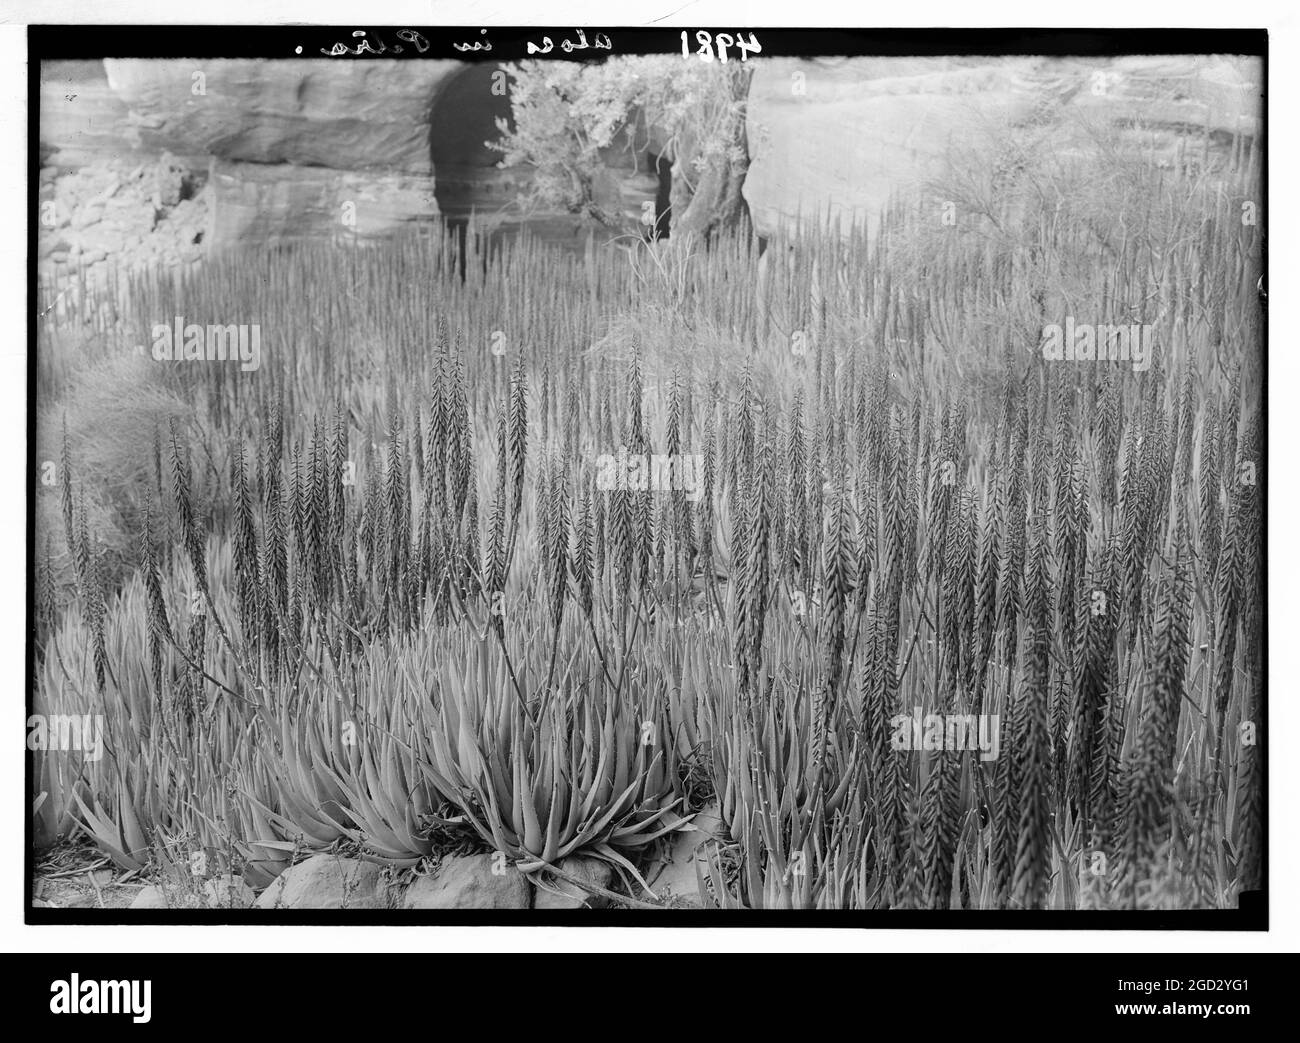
left=40, top=61, right=143, bottom=170
left=744, top=56, right=1262, bottom=239
left=103, top=59, right=459, bottom=174
left=96, top=59, right=459, bottom=251
left=39, top=54, right=1261, bottom=263
left=44, top=58, right=677, bottom=257
left=38, top=153, right=209, bottom=282
left=208, top=159, right=436, bottom=250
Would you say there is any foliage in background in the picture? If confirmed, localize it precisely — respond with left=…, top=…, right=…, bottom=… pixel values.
left=490, top=56, right=751, bottom=239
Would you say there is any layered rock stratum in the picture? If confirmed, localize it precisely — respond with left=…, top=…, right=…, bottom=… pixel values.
left=38, top=53, right=1262, bottom=277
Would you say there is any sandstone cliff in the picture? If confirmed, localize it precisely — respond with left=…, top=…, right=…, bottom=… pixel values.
left=38, top=53, right=1262, bottom=275
left=743, top=55, right=1261, bottom=239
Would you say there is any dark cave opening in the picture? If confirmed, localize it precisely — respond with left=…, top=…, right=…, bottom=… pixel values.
left=429, top=64, right=514, bottom=277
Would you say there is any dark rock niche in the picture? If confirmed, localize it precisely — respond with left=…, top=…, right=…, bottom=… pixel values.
left=429, top=64, right=519, bottom=227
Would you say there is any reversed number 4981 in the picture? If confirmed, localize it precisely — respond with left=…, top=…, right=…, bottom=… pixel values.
left=681, top=31, right=762, bottom=63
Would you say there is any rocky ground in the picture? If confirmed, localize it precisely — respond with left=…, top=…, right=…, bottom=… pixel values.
left=37, top=152, right=210, bottom=287
left=32, top=802, right=725, bottom=912
left=33, top=843, right=141, bottom=910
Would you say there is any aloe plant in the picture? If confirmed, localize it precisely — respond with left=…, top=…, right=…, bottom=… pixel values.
left=421, top=633, right=687, bottom=886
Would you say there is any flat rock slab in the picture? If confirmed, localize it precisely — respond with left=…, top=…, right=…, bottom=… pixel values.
left=254, top=855, right=390, bottom=910
left=403, top=854, right=531, bottom=910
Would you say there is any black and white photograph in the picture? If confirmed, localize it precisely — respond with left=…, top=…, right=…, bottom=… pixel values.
left=5, top=2, right=1292, bottom=988
left=23, top=20, right=1268, bottom=925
